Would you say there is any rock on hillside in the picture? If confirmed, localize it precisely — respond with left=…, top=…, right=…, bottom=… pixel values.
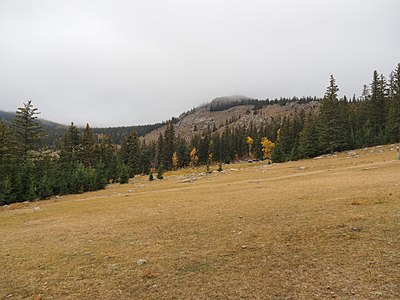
left=142, top=97, right=319, bottom=142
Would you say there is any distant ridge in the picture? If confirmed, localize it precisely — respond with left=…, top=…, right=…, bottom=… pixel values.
left=0, top=110, right=14, bottom=122
left=210, top=95, right=253, bottom=105
left=1, top=94, right=320, bottom=145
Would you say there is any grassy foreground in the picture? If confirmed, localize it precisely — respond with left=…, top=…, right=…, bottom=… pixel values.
left=1, top=145, right=399, bottom=299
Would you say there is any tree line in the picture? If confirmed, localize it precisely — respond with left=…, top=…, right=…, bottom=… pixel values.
left=1, top=63, right=399, bottom=205
left=209, top=96, right=318, bottom=112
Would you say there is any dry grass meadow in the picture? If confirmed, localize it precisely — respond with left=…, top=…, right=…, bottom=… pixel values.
left=1, top=145, right=399, bottom=299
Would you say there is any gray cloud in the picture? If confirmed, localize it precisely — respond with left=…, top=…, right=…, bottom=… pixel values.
left=0, top=0, right=399, bottom=126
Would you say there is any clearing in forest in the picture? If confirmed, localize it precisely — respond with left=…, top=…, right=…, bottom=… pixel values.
left=0, top=145, right=399, bottom=299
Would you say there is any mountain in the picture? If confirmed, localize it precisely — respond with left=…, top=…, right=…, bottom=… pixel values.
left=0, top=109, right=171, bottom=145
left=1, top=110, right=68, bottom=146
left=142, top=96, right=320, bottom=142
left=0, top=110, right=14, bottom=122
left=1, top=95, right=320, bottom=145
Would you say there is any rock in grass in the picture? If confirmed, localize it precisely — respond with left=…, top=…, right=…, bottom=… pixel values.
left=137, top=259, right=148, bottom=265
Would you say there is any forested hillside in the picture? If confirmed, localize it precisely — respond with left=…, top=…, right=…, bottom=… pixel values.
left=1, top=63, right=399, bottom=205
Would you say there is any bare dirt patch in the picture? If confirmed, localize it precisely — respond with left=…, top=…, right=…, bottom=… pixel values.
left=1, top=145, right=399, bottom=299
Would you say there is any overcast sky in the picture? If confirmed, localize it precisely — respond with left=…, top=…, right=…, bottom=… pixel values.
left=0, top=0, right=399, bottom=127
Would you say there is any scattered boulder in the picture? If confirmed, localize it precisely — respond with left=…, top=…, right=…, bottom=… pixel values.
left=347, top=151, right=358, bottom=157
left=137, top=259, right=148, bottom=265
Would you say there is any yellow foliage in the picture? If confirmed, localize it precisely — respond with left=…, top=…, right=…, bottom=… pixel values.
left=246, top=136, right=254, bottom=158
left=189, top=147, right=199, bottom=168
left=276, top=129, right=281, bottom=143
left=261, top=137, right=275, bottom=159
left=172, top=151, right=179, bottom=170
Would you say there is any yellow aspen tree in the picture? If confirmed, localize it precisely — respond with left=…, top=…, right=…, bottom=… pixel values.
left=261, top=137, right=275, bottom=160
left=172, top=151, right=179, bottom=170
left=189, top=147, right=199, bottom=168
left=246, top=136, right=254, bottom=158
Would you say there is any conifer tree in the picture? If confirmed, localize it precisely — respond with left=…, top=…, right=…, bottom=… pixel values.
left=0, top=121, right=9, bottom=161
left=61, top=122, right=81, bottom=163
left=368, top=70, right=387, bottom=140
left=318, top=75, right=342, bottom=154
left=176, top=138, right=190, bottom=168
left=163, top=123, right=175, bottom=170
left=156, top=133, right=165, bottom=168
left=118, top=164, right=130, bottom=184
left=271, top=129, right=285, bottom=163
left=81, top=123, right=95, bottom=167
left=37, top=173, right=53, bottom=199
left=299, top=113, right=319, bottom=158
left=279, top=116, right=294, bottom=159
left=149, top=170, right=154, bottom=181
left=120, top=130, right=140, bottom=176
left=198, top=134, right=210, bottom=164
left=386, top=64, right=400, bottom=142
left=0, top=176, right=14, bottom=205
left=11, top=100, right=43, bottom=161
left=156, top=163, right=164, bottom=179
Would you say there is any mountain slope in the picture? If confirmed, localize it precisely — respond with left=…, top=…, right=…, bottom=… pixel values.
left=142, top=96, right=320, bottom=142
left=2, top=95, right=320, bottom=145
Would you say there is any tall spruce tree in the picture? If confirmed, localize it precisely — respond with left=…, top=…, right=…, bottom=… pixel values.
left=81, top=123, right=95, bottom=167
left=58, top=122, right=81, bottom=194
left=163, top=123, right=175, bottom=170
left=61, top=122, right=81, bottom=162
left=318, top=75, right=342, bottom=154
left=11, top=100, right=43, bottom=161
left=120, top=130, right=140, bottom=176
left=299, top=113, right=319, bottom=158
left=156, top=133, right=165, bottom=168
left=369, top=70, right=387, bottom=141
left=386, top=64, right=400, bottom=142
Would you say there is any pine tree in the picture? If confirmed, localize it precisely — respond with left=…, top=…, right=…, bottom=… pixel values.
left=386, top=64, right=400, bottom=142
left=156, top=133, right=165, bottom=168
left=61, top=122, right=81, bottom=163
left=0, top=121, right=13, bottom=194
left=120, top=130, right=140, bottom=176
left=198, top=134, right=210, bottom=164
left=118, top=164, right=130, bottom=184
left=279, top=116, right=294, bottom=159
left=37, top=173, right=53, bottom=199
left=0, top=121, right=10, bottom=162
left=176, top=138, right=190, bottom=168
left=149, top=171, right=154, bottom=181
left=368, top=70, right=387, bottom=140
left=318, top=75, right=342, bottom=154
left=271, top=129, right=285, bottom=163
left=299, top=113, right=319, bottom=158
left=163, top=123, right=175, bottom=170
left=11, top=100, right=43, bottom=161
left=156, top=163, right=164, bottom=179
left=81, top=123, right=95, bottom=167
left=94, top=161, right=108, bottom=189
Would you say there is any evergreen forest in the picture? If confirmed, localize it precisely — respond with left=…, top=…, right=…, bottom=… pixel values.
left=1, top=64, right=399, bottom=205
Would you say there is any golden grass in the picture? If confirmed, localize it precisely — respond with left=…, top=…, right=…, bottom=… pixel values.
left=1, top=145, right=399, bottom=299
